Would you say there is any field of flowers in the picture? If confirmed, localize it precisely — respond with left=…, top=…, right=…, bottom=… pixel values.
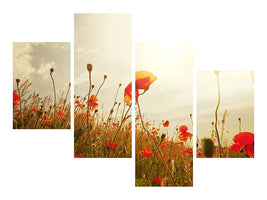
left=13, top=68, right=70, bottom=129
left=135, top=71, right=193, bottom=186
left=74, top=64, right=132, bottom=158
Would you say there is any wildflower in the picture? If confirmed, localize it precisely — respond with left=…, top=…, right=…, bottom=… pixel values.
left=74, top=153, right=82, bottom=158
left=105, top=141, right=118, bottom=150
left=179, top=125, right=188, bottom=133
left=75, top=99, right=80, bottom=104
left=154, top=176, right=162, bottom=184
left=178, top=131, right=193, bottom=141
left=13, top=91, right=20, bottom=107
left=112, top=123, right=117, bottom=127
left=145, top=122, right=151, bottom=126
left=228, top=132, right=254, bottom=157
left=197, top=150, right=205, bottom=158
left=135, top=71, right=157, bottom=90
left=161, top=144, right=165, bottom=148
left=184, top=147, right=193, bottom=155
left=154, top=176, right=166, bottom=185
left=139, top=147, right=153, bottom=157
left=86, top=95, right=98, bottom=110
left=163, top=120, right=169, bottom=127
left=78, top=104, right=83, bottom=108
left=32, top=107, right=37, bottom=113
left=124, top=82, right=139, bottom=104
left=56, top=110, right=65, bottom=118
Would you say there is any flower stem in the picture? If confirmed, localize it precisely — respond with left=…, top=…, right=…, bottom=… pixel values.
left=50, top=71, right=56, bottom=129
left=214, top=74, right=222, bottom=158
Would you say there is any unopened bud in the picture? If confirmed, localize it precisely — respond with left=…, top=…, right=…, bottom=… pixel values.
left=161, top=134, right=166, bottom=141
left=87, top=64, right=93, bottom=72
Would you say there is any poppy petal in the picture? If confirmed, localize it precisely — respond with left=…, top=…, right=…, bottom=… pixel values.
left=135, top=71, right=157, bottom=90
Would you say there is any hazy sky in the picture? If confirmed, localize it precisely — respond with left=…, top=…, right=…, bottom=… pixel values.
left=74, top=14, right=131, bottom=113
left=136, top=42, right=193, bottom=136
left=13, top=42, right=70, bottom=99
left=197, top=71, right=254, bottom=145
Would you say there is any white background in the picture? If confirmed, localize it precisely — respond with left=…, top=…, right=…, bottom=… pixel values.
left=1, top=0, right=267, bottom=200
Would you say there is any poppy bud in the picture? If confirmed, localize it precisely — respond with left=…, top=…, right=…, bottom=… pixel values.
left=92, top=85, right=95, bottom=89
left=119, top=83, right=121, bottom=87
left=50, top=68, right=54, bottom=73
left=16, top=79, right=20, bottom=83
left=94, top=109, right=98, bottom=113
left=161, top=134, right=166, bottom=141
left=104, top=75, right=107, bottom=79
left=69, top=82, right=71, bottom=86
left=201, top=138, right=214, bottom=158
left=87, top=64, right=93, bottom=72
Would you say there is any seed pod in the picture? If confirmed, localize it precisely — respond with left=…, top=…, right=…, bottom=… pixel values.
left=87, top=64, right=93, bottom=72
left=201, top=138, right=214, bottom=158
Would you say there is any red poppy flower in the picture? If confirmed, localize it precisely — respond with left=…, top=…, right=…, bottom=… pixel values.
left=179, top=125, right=188, bottom=133
left=161, top=144, right=165, bottom=148
left=13, top=91, right=19, bottom=101
left=135, top=71, right=157, bottom=90
left=228, top=143, right=242, bottom=152
left=244, top=144, right=254, bottom=157
left=139, top=147, right=153, bottom=157
left=152, top=130, right=157, bottom=135
left=197, top=150, right=205, bottom=158
left=112, top=123, right=117, bottom=127
left=75, top=99, right=80, bottom=104
left=56, top=109, right=65, bottom=118
left=233, top=132, right=254, bottom=146
left=228, top=132, right=254, bottom=157
left=86, top=95, right=98, bottom=110
left=163, top=120, right=169, bottom=127
left=154, top=176, right=166, bottom=185
left=183, top=147, right=193, bottom=155
left=178, top=131, right=193, bottom=141
left=124, top=82, right=139, bottom=104
left=13, top=91, right=20, bottom=107
left=105, top=141, right=118, bottom=150
left=32, top=107, right=37, bottom=113
left=74, top=153, right=82, bottom=158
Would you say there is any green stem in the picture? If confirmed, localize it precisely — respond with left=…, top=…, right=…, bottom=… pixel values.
left=214, top=75, right=222, bottom=158
left=50, top=72, right=56, bottom=129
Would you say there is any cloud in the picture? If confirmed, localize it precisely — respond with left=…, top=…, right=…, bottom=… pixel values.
left=13, top=43, right=37, bottom=81
left=36, top=61, right=56, bottom=80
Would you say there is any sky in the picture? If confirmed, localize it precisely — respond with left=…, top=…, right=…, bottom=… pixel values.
left=13, top=42, right=70, bottom=99
left=197, top=71, right=254, bottom=146
left=136, top=42, right=193, bottom=137
left=74, top=14, right=131, bottom=114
